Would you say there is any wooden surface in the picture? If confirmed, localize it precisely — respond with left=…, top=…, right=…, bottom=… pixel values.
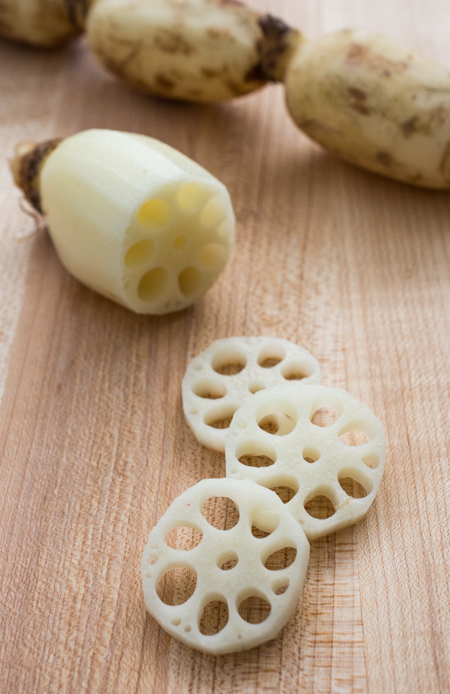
left=1, top=1, right=450, bottom=692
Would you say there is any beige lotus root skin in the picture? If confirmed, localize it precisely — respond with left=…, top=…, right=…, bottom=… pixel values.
left=225, top=384, right=386, bottom=540
left=284, top=30, right=450, bottom=189
left=87, top=0, right=267, bottom=102
left=141, top=478, right=310, bottom=655
left=182, top=337, right=322, bottom=452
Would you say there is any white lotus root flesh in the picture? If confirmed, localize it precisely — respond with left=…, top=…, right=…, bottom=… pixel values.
left=182, top=337, right=322, bottom=452
left=225, top=384, right=386, bottom=540
left=15, top=129, right=235, bottom=314
left=141, top=478, right=310, bottom=655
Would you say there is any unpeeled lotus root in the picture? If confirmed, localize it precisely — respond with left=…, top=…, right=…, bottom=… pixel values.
left=87, top=0, right=450, bottom=189
left=0, top=0, right=93, bottom=47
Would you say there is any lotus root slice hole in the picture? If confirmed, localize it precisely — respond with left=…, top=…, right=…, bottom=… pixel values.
left=338, top=419, right=377, bottom=446
left=310, top=394, right=344, bottom=427
left=257, top=342, right=286, bottom=368
left=362, top=453, right=380, bottom=469
left=264, top=546, right=297, bottom=571
left=248, top=381, right=266, bottom=394
left=256, top=399, right=298, bottom=436
left=164, top=526, right=203, bottom=551
left=304, top=487, right=337, bottom=520
left=199, top=598, right=229, bottom=635
left=238, top=593, right=272, bottom=624
left=192, top=379, right=227, bottom=400
left=211, top=347, right=247, bottom=375
left=201, top=496, right=240, bottom=531
left=302, top=446, right=321, bottom=463
left=273, top=578, right=290, bottom=595
left=281, top=360, right=314, bottom=381
left=156, top=566, right=197, bottom=606
left=268, top=483, right=298, bottom=505
left=236, top=440, right=277, bottom=469
left=338, top=469, right=372, bottom=498
left=217, top=551, right=239, bottom=571
left=204, top=404, right=238, bottom=430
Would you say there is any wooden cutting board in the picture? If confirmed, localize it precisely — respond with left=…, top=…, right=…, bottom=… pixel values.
left=0, top=1, right=449, bottom=692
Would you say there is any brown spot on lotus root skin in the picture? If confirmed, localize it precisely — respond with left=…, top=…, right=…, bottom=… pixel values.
left=348, top=87, right=367, bottom=101
left=402, top=117, right=417, bottom=138
left=346, top=43, right=408, bottom=77
left=154, top=30, right=194, bottom=55
left=348, top=87, right=370, bottom=115
left=429, top=105, right=449, bottom=128
left=155, top=74, right=175, bottom=90
left=207, top=27, right=235, bottom=42
left=377, top=151, right=393, bottom=166
left=201, top=68, right=221, bottom=79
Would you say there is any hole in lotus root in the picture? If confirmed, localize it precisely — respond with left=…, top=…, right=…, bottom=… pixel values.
left=201, top=496, right=240, bottom=530
left=272, top=578, right=290, bottom=595
left=264, top=546, right=297, bottom=571
left=362, top=453, right=379, bottom=469
left=177, top=182, right=204, bottom=213
left=178, top=267, right=201, bottom=297
left=251, top=525, right=271, bottom=539
left=257, top=342, right=286, bottom=368
left=239, top=453, right=275, bottom=468
left=304, top=492, right=336, bottom=520
left=238, top=594, right=271, bottom=624
left=338, top=470, right=372, bottom=498
left=192, top=379, right=226, bottom=400
left=267, top=481, right=298, bottom=504
left=138, top=267, right=168, bottom=302
left=199, top=598, right=229, bottom=635
left=200, top=195, right=227, bottom=227
left=124, top=239, right=154, bottom=268
left=256, top=400, right=298, bottom=436
left=281, top=360, right=313, bottom=381
left=339, top=421, right=375, bottom=446
left=157, top=566, right=197, bottom=606
left=138, top=199, right=171, bottom=228
left=302, top=446, right=321, bottom=463
left=311, top=407, right=340, bottom=427
left=249, top=381, right=265, bottom=394
left=217, top=551, right=238, bottom=571
left=211, top=348, right=246, bottom=375
left=236, top=440, right=277, bottom=468
left=164, top=526, right=203, bottom=551
left=204, top=404, right=238, bottom=430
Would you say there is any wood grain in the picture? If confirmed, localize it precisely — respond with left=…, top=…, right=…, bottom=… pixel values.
left=0, top=1, right=450, bottom=692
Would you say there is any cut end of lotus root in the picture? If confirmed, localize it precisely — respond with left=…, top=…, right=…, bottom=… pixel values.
left=182, top=337, right=322, bottom=452
left=225, top=384, right=386, bottom=540
left=141, top=478, right=310, bottom=655
left=30, top=129, right=234, bottom=314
